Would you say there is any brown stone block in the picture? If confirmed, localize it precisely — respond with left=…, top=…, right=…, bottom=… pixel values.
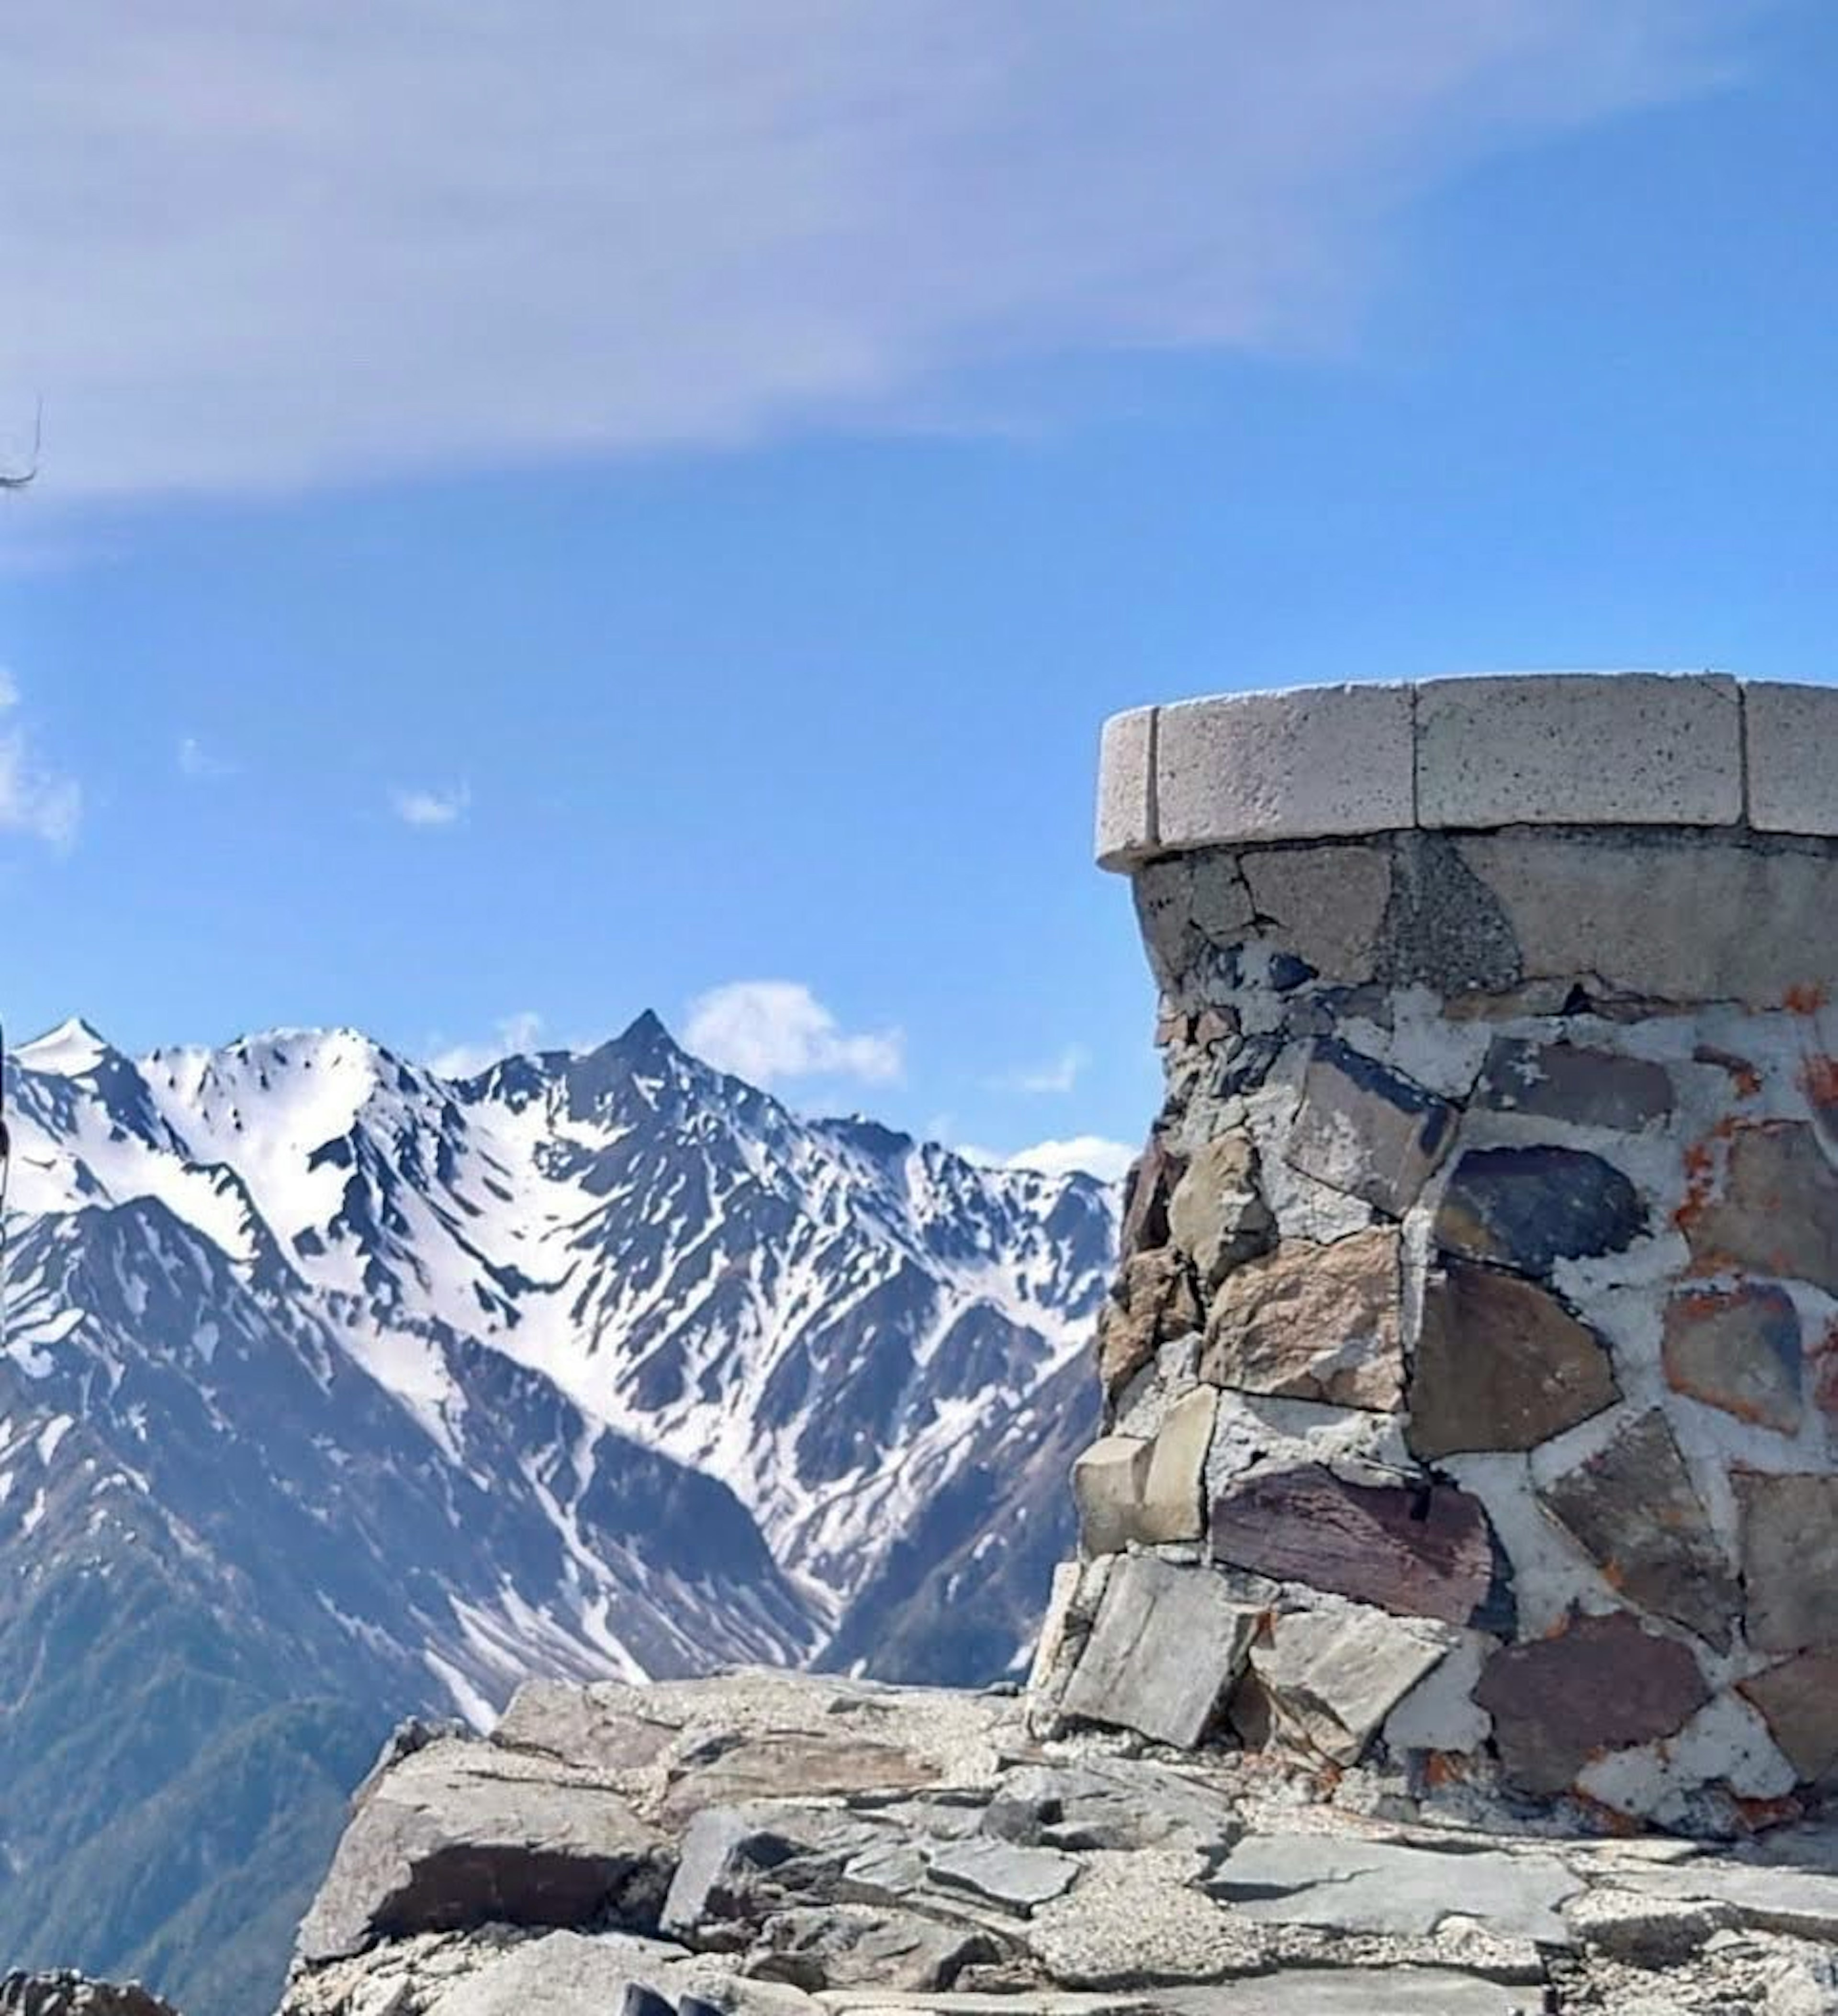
left=1475, top=1038, right=1675, bottom=1133
left=1475, top=1610, right=1711, bottom=1796
left=1741, top=1651, right=1838, bottom=1782
left=1098, top=1248, right=1201, bottom=1397
left=1209, top=1462, right=1497, bottom=1627
left=1408, top=1258, right=1619, bottom=1459
left=1662, top=1282, right=1803, bottom=1435
left=1200, top=1226, right=1403, bottom=1411
left=1285, top=1041, right=1456, bottom=1218
left=1167, top=1133, right=1274, bottom=1290
left=1544, top=1411, right=1738, bottom=1650
left=1684, top=1123, right=1838, bottom=1296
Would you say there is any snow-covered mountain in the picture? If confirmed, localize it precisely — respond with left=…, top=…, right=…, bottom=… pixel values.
left=0, top=1010, right=1114, bottom=2013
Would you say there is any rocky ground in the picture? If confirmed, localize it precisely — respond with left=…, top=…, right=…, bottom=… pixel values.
left=219, top=1668, right=1838, bottom=2015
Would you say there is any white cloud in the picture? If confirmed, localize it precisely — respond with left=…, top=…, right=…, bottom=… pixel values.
left=684, top=980, right=902, bottom=1087
left=1007, top=1136, right=1136, bottom=1184
left=0, top=670, right=79, bottom=849
left=0, top=3, right=1754, bottom=499
left=392, top=783, right=470, bottom=828
left=992, top=1044, right=1089, bottom=1095
left=429, top=1010, right=546, bottom=1080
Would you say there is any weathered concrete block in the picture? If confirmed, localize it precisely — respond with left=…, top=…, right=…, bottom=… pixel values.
left=1059, top=1555, right=1258, bottom=1748
left=1095, top=705, right=1156, bottom=869
left=1285, top=1041, right=1455, bottom=1217
left=1475, top=1611, right=1711, bottom=1796
left=1744, top=679, right=1838, bottom=836
left=1200, top=1226, right=1403, bottom=1410
left=1155, top=685, right=1415, bottom=848
left=1407, top=1259, right=1618, bottom=1459
left=1544, top=1410, right=1739, bottom=1649
left=1662, top=1282, right=1803, bottom=1434
left=1416, top=672, right=1741, bottom=830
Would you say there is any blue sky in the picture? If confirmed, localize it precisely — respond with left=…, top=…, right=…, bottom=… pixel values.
left=0, top=0, right=1834, bottom=1177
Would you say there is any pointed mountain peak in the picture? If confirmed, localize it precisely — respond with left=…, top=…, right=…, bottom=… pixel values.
left=15, top=1016, right=115, bottom=1076
left=613, top=1008, right=678, bottom=1057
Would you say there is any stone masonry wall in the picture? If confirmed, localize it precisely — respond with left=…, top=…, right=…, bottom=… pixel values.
left=1036, top=674, right=1838, bottom=1835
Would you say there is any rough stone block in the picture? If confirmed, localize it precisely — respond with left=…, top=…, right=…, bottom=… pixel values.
left=1155, top=684, right=1415, bottom=848
left=1200, top=1226, right=1404, bottom=1410
left=1285, top=1041, right=1456, bottom=1217
left=1544, top=1410, right=1739, bottom=1649
left=1474, top=1039, right=1674, bottom=1132
left=925, top=1837, right=1081, bottom=1917
left=1166, top=1133, right=1273, bottom=1289
left=1058, top=1555, right=1258, bottom=1749
left=1071, top=1435, right=1154, bottom=1557
left=1415, top=672, right=1741, bottom=830
left=1474, top=1611, right=1711, bottom=1796
left=1435, top=1145, right=1646, bottom=1280
left=1662, top=1282, right=1804, bottom=1434
left=1117, top=1132, right=1182, bottom=1260
left=1097, top=1248, right=1201, bottom=1398
left=1210, top=1462, right=1499, bottom=1627
left=1249, top=1602, right=1457, bottom=1765
left=1136, top=1385, right=1218, bottom=1544
left=1095, top=705, right=1156, bottom=869
left=1744, top=679, right=1838, bottom=836
left=1740, top=1650, right=1838, bottom=1782
left=1239, top=844, right=1392, bottom=985
left=1738, top=1470, right=1838, bottom=1653
left=1684, top=1122, right=1838, bottom=1295
left=1407, top=1258, right=1618, bottom=1459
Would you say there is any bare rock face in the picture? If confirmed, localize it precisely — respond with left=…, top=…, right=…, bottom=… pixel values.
left=1200, top=1227, right=1405, bottom=1410
left=0, top=1980, right=180, bottom=2016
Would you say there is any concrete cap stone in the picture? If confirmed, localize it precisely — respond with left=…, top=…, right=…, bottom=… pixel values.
left=1092, top=671, right=1838, bottom=869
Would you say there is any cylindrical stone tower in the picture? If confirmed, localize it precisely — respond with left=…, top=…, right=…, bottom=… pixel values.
left=1035, top=671, right=1838, bottom=1833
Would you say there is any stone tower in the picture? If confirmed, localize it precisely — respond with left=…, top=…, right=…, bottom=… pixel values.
left=1035, top=672, right=1838, bottom=1831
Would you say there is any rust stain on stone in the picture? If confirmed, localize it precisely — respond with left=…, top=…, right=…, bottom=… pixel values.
left=1785, top=983, right=1829, bottom=1015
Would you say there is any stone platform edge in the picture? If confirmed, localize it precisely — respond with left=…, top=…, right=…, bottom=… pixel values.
left=1095, top=672, right=1838, bottom=867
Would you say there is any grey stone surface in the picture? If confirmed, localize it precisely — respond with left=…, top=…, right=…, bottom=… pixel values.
left=1155, top=685, right=1415, bottom=848
left=661, top=1804, right=807, bottom=1938
left=1020, top=1847, right=1266, bottom=1989
left=1457, top=828, right=1838, bottom=1008
left=1059, top=1556, right=1257, bottom=1748
left=1562, top=1887, right=1739, bottom=1966
left=1136, top=1386, right=1217, bottom=1544
left=427, top=1931, right=818, bottom=2016
left=1474, top=1039, right=1674, bottom=1132
left=1434, top=1145, right=1646, bottom=1280
left=1095, top=706, right=1157, bottom=869
left=1376, top=833, right=1523, bottom=993
left=1285, top=1042, right=1455, bottom=1217
left=1167, top=1135, right=1273, bottom=1290
left=1408, top=1258, right=1618, bottom=1459
left=926, top=1838, right=1081, bottom=1916
left=751, top=1904, right=998, bottom=1992
left=1415, top=671, right=1741, bottom=830
left=1662, top=1281, right=1803, bottom=1434
left=1617, top=1860, right=1838, bottom=1945
left=1544, top=1410, right=1739, bottom=1649
left=1738, top=1471, right=1838, bottom=1654
left=1685, top=1122, right=1838, bottom=1295
left=1249, top=1603, right=1457, bottom=1765
left=1744, top=679, right=1838, bottom=837
left=1238, top=844, right=1392, bottom=984
left=1199, top=1227, right=1403, bottom=1410
left=1208, top=1832, right=1580, bottom=1944
left=296, top=1739, right=664, bottom=1964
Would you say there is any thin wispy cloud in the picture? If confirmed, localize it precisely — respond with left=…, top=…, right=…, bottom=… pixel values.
left=0, top=3, right=1758, bottom=499
left=177, top=733, right=235, bottom=780
left=684, top=980, right=902, bottom=1088
left=0, top=670, right=80, bottom=849
left=1007, top=1136, right=1134, bottom=1184
left=429, top=1010, right=546, bottom=1080
left=992, top=1045, right=1090, bottom=1096
left=392, top=783, right=471, bottom=829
